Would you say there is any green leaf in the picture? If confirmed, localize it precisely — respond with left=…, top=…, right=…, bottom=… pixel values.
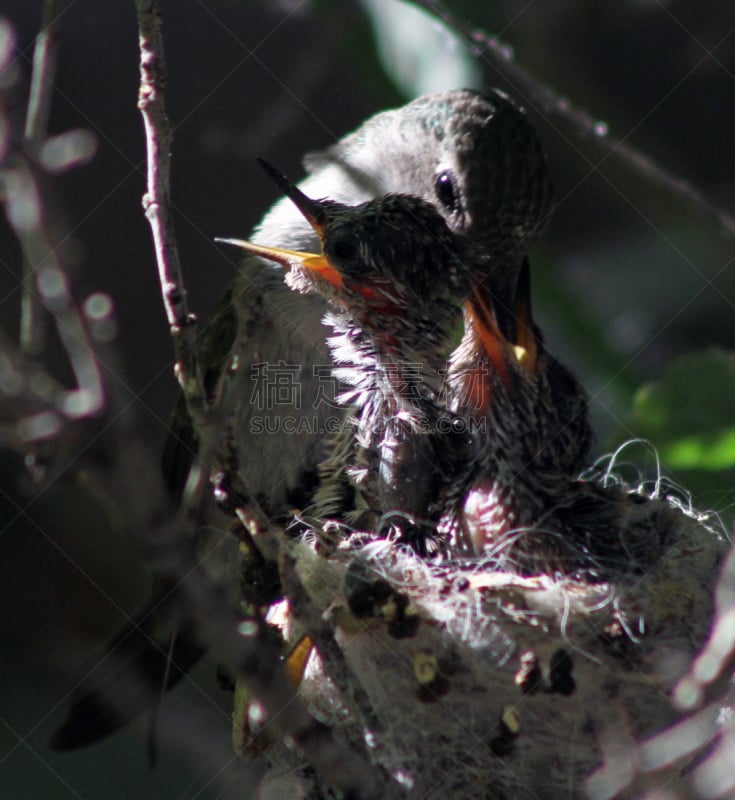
left=631, top=348, right=735, bottom=470
left=662, top=428, right=735, bottom=470
left=624, top=349, right=735, bottom=523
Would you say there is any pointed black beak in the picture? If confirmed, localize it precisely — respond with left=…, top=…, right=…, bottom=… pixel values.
left=256, top=158, right=327, bottom=238
left=482, top=279, right=518, bottom=346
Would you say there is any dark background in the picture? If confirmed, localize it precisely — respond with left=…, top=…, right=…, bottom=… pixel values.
left=1, top=1, right=734, bottom=797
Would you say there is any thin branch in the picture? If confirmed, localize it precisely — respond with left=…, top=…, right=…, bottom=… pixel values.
left=673, top=541, right=735, bottom=712
left=134, top=0, right=205, bottom=419
left=129, top=4, right=388, bottom=793
left=178, top=549, right=387, bottom=800
left=21, top=0, right=62, bottom=356
left=91, top=431, right=388, bottom=800
left=24, top=0, right=61, bottom=143
left=406, top=0, right=735, bottom=238
left=0, top=18, right=105, bottom=448
left=280, top=549, right=384, bottom=735
left=0, top=297, right=110, bottom=451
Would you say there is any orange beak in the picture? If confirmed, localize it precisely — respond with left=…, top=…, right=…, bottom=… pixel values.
left=468, top=258, right=539, bottom=386
left=466, top=286, right=511, bottom=387
left=215, top=237, right=343, bottom=291
left=216, top=158, right=346, bottom=288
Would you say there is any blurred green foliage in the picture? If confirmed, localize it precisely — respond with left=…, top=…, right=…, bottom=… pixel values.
left=628, top=349, right=735, bottom=519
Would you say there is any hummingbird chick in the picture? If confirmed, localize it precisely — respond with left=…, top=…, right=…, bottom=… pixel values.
left=442, top=272, right=664, bottom=578
left=220, top=161, right=483, bottom=552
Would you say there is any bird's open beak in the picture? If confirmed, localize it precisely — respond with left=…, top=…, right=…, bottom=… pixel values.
left=216, top=159, right=346, bottom=290
left=468, top=258, right=538, bottom=385
left=510, top=258, right=539, bottom=370
left=215, top=238, right=344, bottom=291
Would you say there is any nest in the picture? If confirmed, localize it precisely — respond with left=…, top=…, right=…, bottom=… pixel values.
left=235, top=447, right=727, bottom=800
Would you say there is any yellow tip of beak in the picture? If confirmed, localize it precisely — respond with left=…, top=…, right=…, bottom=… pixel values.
left=513, top=344, right=531, bottom=366
left=215, top=237, right=343, bottom=290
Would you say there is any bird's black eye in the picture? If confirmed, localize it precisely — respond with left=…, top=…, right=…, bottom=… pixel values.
left=333, top=238, right=355, bottom=260
left=328, top=229, right=358, bottom=265
left=434, top=170, right=460, bottom=213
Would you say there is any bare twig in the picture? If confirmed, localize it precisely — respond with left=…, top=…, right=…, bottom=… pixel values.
left=129, top=4, right=387, bottom=794
left=406, top=0, right=735, bottom=238
left=674, top=541, right=735, bottom=712
left=24, top=0, right=61, bottom=143
left=92, top=432, right=387, bottom=799
left=0, top=306, right=107, bottom=450
left=134, top=0, right=205, bottom=421
left=179, top=552, right=387, bottom=800
left=20, top=0, right=62, bottom=356
left=0, top=17, right=105, bottom=449
left=280, top=549, right=384, bottom=736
